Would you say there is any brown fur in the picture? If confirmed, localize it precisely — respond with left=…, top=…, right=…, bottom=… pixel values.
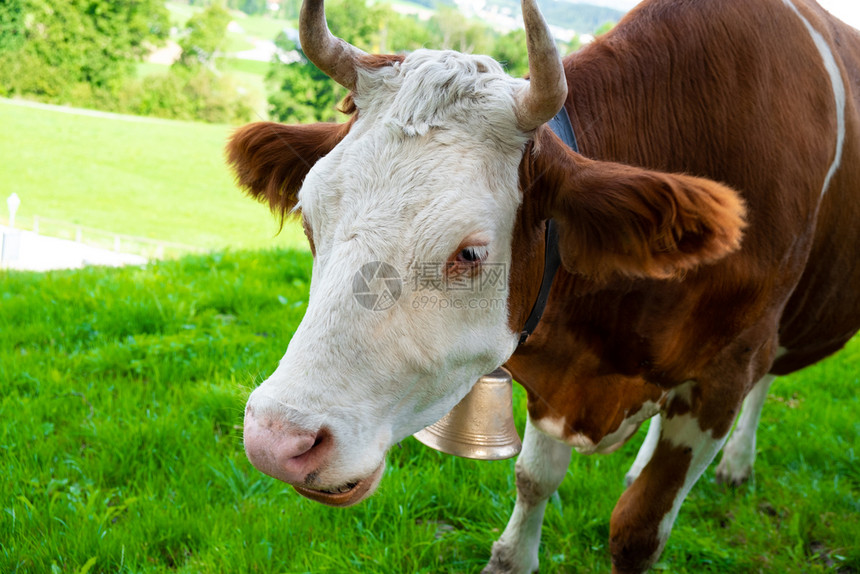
left=610, top=440, right=692, bottom=573
left=505, top=0, right=860, bottom=570
left=525, top=129, right=747, bottom=282
left=226, top=119, right=353, bottom=223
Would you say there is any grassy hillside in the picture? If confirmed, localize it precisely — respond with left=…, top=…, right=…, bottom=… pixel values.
left=0, top=99, right=305, bottom=251
left=1, top=250, right=858, bottom=573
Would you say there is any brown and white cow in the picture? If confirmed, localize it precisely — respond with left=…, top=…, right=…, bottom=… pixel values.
left=229, top=0, right=860, bottom=571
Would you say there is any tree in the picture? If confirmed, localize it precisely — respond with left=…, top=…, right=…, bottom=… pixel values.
left=177, top=3, right=232, bottom=69
left=0, top=0, right=169, bottom=98
left=429, top=6, right=494, bottom=54
left=491, top=29, right=529, bottom=78
left=594, top=21, right=616, bottom=37
left=267, top=33, right=346, bottom=123
left=266, top=0, right=395, bottom=123
left=228, top=0, right=267, bottom=16
left=0, top=0, right=26, bottom=52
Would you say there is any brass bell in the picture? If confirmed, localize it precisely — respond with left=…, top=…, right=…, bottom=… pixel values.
left=413, top=367, right=522, bottom=460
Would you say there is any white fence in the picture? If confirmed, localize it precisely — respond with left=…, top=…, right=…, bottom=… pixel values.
left=29, top=215, right=204, bottom=260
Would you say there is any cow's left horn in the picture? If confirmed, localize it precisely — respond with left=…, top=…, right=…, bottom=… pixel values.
left=299, top=0, right=367, bottom=91
left=516, top=0, right=568, bottom=131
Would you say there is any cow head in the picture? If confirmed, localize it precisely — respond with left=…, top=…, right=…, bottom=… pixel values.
left=229, top=0, right=746, bottom=506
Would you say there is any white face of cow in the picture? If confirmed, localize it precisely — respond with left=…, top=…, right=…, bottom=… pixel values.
left=244, top=50, right=536, bottom=505
left=242, top=0, right=568, bottom=506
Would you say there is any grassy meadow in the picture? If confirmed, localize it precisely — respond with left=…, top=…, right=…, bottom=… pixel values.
left=1, top=75, right=858, bottom=573
left=0, top=99, right=304, bottom=251
left=1, top=248, right=858, bottom=573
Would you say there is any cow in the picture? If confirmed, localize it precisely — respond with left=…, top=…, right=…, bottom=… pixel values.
left=228, top=0, right=860, bottom=571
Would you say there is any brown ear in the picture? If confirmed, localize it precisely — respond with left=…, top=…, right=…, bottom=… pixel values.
left=226, top=119, right=353, bottom=221
left=529, top=132, right=747, bottom=281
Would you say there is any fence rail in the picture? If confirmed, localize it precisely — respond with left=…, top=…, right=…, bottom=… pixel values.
left=27, top=216, right=205, bottom=259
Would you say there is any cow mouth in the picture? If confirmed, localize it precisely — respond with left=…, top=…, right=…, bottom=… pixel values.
left=292, top=462, right=385, bottom=507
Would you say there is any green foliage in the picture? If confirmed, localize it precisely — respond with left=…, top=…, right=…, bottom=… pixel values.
left=429, top=6, right=495, bottom=53
left=408, top=0, right=456, bottom=8
left=227, top=0, right=267, bottom=16
left=0, top=250, right=857, bottom=572
left=0, top=0, right=609, bottom=125
left=266, top=0, right=431, bottom=123
left=486, top=0, right=624, bottom=34
left=537, top=0, right=623, bottom=33
left=267, top=34, right=348, bottom=123
left=265, top=0, right=548, bottom=123
left=0, top=0, right=253, bottom=123
left=137, top=2, right=257, bottom=124
left=134, top=66, right=255, bottom=124
left=0, top=0, right=26, bottom=52
left=0, top=0, right=169, bottom=98
left=493, top=29, right=529, bottom=78
left=594, top=20, right=616, bottom=36
left=177, top=2, right=232, bottom=68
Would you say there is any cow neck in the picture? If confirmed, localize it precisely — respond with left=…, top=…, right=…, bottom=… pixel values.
left=517, top=106, right=578, bottom=346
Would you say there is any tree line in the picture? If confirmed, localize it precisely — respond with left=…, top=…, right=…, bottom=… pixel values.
left=0, top=0, right=598, bottom=125
left=266, top=0, right=590, bottom=123
left=0, top=0, right=255, bottom=123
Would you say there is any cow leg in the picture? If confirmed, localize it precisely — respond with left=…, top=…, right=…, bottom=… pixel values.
left=715, top=374, right=776, bottom=485
left=624, top=414, right=662, bottom=487
left=483, top=416, right=572, bottom=574
left=609, top=410, right=730, bottom=573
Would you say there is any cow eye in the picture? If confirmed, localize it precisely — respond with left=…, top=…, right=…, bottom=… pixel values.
left=457, top=245, right=489, bottom=264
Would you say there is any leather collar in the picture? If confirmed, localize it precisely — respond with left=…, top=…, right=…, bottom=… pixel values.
left=518, top=106, right=579, bottom=345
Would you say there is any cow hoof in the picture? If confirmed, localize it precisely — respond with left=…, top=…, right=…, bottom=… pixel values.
left=482, top=540, right=538, bottom=574
left=714, top=459, right=752, bottom=486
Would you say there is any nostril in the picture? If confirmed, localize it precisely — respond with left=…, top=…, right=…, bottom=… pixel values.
left=243, top=411, right=334, bottom=484
left=289, top=427, right=331, bottom=466
left=286, top=432, right=318, bottom=460
left=311, top=427, right=331, bottom=450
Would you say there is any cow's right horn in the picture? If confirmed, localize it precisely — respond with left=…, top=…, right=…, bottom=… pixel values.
left=516, top=0, right=568, bottom=131
left=299, top=0, right=367, bottom=91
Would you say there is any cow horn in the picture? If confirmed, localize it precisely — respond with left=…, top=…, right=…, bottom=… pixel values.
left=516, top=0, right=568, bottom=131
left=299, top=0, right=367, bottom=91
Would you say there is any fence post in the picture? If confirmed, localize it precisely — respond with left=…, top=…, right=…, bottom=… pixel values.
left=114, top=235, right=121, bottom=252
left=75, top=227, right=82, bottom=242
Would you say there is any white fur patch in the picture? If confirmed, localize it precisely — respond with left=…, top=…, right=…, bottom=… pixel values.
left=625, top=414, right=662, bottom=486
left=490, top=417, right=572, bottom=573
left=782, top=0, right=846, bottom=197
left=715, top=374, right=777, bottom=483
left=597, top=400, right=663, bottom=454
left=651, top=412, right=728, bottom=562
left=247, top=49, right=536, bottom=491
left=532, top=415, right=579, bottom=444
left=533, top=399, right=663, bottom=455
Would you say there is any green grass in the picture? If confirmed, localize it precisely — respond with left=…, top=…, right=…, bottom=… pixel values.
left=0, top=99, right=303, bottom=251
left=134, top=62, right=171, bottom=78
left=222, top=57, right=271, bottom=76
left=224, top=32, right=255, bottom=53
left=1, top=249, right=858, bottom=573
left=231, top=13, right=294, bottom=41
